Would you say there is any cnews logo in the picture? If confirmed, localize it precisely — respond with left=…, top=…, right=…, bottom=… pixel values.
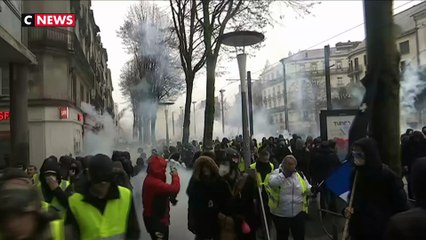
left=22, top=14, right=76, bottom=27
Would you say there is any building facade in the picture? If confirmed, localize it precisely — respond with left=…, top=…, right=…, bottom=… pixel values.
left=0, top=0, right=114, bottom=167
left=261, top=41, right=361, bottom=136
left=0, top=0, right=37, bottom=167
left=347, top=1, right=426, bottom=128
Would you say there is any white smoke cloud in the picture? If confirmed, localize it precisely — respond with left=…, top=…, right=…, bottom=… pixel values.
left=400, top=64, right=426, bottom=131
left=81, top=102, right=117, bottom=156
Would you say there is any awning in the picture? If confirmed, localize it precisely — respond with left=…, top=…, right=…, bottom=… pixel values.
left=0, top=26, right=37, bottom=64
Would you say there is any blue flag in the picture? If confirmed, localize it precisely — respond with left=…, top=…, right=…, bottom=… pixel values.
left=325, top=161, right=353, bottom=202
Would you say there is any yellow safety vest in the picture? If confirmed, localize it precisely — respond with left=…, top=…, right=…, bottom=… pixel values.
left=68, top=186, right=132, bottom=240
left=41, top=201, right=50, bottom=211
left=250, top=162, right=274, bottom=187
left=237, top=156, right=248, bottom=172
left=37, top=180, right=70, bottom=219
left=33, top=173, right=39, bottom=185
left=268, top=172, right=309, bottom=213
left=50, top=219, right=65, bottom=240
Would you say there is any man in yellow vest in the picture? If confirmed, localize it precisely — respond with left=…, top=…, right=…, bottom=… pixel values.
left=250, top=150, right=275, bottom=238
left=268, top=155, right=312, bottom=240
left=65, top=154, right=140, bottom=240
left=37, top=159, right=71, bottom=218
left=0, top=168, right=64, bottom=240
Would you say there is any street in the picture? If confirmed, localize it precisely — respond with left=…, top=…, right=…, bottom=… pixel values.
left=131, top=167, right=345, bottom=240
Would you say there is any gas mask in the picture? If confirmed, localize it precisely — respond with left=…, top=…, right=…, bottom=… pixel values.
left=352, top=151, right=366, bottom=166
left=219, top=164, right=230, bottom=176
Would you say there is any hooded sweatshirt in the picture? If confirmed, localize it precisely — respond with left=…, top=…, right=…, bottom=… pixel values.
left=38, top=159, right=69, bottom=208
left=142, top=156, right=180, bottom=226
left=349, top=138, right=408, bottom=239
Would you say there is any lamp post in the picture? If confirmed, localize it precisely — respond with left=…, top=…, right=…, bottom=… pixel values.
left=180, top=106, right=184, bottom=137
left=279, top=59, right=289, bottom=131
left=220, top=31, right=266, bottom=240
left=219, top=89, right=226, bottom=135
left=192, top=101, right=197, bottom=139
left=159, top=102, right=174, bottom=148
left=219, top=31, right=264, bottom=169
left=172, top=111, right=175, bottom=137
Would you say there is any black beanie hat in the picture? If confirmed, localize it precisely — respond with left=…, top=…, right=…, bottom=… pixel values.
left=89, top=154, right=113, bottom=183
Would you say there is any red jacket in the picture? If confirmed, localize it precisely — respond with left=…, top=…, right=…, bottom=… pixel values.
left=142, top=156, right=180, bottom=225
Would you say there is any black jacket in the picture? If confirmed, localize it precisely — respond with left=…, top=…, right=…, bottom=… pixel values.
left=384, top=157, right=426, bottom=240
left=187, top=176, right=231, bottom=238
left=384, top=207, right=426, bottom=240
left=349, top=138, right=408, bottom=239
left=310, top=146, right=340, bottom=185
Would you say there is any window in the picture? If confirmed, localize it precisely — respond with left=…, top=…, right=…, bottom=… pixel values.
left=72, top=77, right=77, bottom=103
left=336, top=61, right=342, bottom=69
left=363, top=55, right=367, bottom=66
left=0, top=67, right=10, bottom=96
left=337, top=77, right=343, bottom=86
left=280, top=113, right=283, bottom=123
left=354, top=58, right=359, bottom=71
left=399, top=41, right=410, bottom=55
left=303, top=111, right=309, bottom=121
left=350, top=60, right=354, bottom=71
left=311, top=63, right=318, bottom=71
left=400, top=61, right=406, bottom=73
left=272, top=87, right=276, bottom=96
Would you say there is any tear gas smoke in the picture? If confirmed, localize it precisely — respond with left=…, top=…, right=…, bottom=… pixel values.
left=81, top=102, right=117, bottom=156
left=400, top=64, right=426, bottom=131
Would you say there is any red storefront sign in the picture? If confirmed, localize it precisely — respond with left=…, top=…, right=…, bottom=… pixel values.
left=59, top=107, right=69, bottom=119
left=0, top=111, right=10, bottom=121
left=77, top=113, right=83, bottom=122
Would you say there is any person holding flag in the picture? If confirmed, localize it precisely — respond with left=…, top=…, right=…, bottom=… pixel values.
left=340, top=138, right=407, bottom=240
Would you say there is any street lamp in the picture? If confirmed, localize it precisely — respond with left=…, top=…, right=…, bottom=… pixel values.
left=192, top=101, right=197, bottom=139
left=219, top=31, right=264, bottom=169
left=159, top=101, right=174, bottom=148
left=180, top=106, right=184, bottom=136
left=172, top=111, right=175, bottom=137
left=219, top=89, right=226, bottom=135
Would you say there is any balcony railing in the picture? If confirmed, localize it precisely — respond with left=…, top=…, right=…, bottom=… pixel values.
left=331, top=67, right=350, bottom=74
left=348, top=65, right=364, bottom=76
left=308, top=69, right=325, bottom=76
left=28, top=27, right=73, bottom=50
left=28, top=27, right=94, bottom=84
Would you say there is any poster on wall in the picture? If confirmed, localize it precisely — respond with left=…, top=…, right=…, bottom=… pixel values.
left=326, top=115, right=354, bottom=139
left=320, top=110, right=358, bottom=161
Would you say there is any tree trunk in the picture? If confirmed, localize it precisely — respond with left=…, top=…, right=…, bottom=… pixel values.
left=133, top=113, right=138, bottom=140
left=182, top=78, right=194, bottom=145
left=201, top=0, right=215, bottom=151
left=151, top=108, right=157, bottom=147
left=364, top=0, right=401, bottom=174
left=143, top=113, right=150, bottom=145
left=138, top=114, right=143, bottom=144
left=203, top=55, right=217, bottom=150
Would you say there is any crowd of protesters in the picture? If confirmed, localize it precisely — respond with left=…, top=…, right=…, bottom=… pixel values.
left=0, top=128, right=425, bottom=239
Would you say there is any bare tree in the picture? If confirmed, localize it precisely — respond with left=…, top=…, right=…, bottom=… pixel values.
left=197, top=0, right=315, bottom=149
left=169, top=0, right=206, bottom=145
left=119, top=2, right=184, bottom=145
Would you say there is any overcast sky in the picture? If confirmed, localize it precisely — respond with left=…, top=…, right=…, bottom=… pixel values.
left=91, top=0, right=422, bottom=137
